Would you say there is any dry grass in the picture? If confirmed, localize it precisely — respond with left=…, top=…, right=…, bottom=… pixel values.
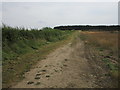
left=80, top=31, right=118, bottom=56
left=80, top=31, right=119, bottom=80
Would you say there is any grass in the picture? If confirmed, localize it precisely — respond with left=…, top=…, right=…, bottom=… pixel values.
left=2, top=25, right=72, bottom=61
left=79, top=31, right=119, bottom=80
left=80, top=31, right=118, bottom=54
left=2, top=25, right=76, bottom=88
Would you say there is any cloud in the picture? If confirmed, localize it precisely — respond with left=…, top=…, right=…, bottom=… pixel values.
left=37, top=20, right=47, bottom=24
left=2, top=2, right=118, bottom=29
left=2, top=0, right=119, bottom=2
left=0, top=2, right=2, bottom=26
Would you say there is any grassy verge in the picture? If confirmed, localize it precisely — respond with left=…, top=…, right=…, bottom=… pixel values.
left=2, top=25, right=76, bottom=88
left=2, top=26, right=71, bottom=60
left=79, top=31, right=119, bottom=80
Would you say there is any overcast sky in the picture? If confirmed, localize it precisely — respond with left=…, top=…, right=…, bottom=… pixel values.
left=2, top=1, right=118, bottom=29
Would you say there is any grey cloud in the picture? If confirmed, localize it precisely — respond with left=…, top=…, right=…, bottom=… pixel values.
left=38, top=20, right=46, bottom=24
left=2, top=2, right=118, bottom=29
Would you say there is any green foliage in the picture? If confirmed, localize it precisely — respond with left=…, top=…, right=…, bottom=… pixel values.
left=102, top=58, right=118, bottom=71
left=2, top=25, right=72, bottom=60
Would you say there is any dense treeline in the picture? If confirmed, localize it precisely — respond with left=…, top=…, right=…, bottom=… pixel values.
left=2, top=25, right=72, bottom=60
left=54, top=25, right=120, bottom=31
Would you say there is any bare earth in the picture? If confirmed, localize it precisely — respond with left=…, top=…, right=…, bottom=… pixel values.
left=13, top=36, right=115, bottom=88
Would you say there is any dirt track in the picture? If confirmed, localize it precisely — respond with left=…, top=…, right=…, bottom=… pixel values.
left=13, top=33, right=116, bottom=88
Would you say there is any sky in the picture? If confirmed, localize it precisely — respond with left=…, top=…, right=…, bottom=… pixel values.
left=1, top=0, right=119, bottom=29
left=1, top=0, right=120, bottom=2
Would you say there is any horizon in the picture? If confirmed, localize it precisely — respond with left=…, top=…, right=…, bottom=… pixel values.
left=2, top=23, right=119, bottom=30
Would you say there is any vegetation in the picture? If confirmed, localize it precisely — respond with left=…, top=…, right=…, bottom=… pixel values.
left=2, top=24, right=119, bottom=87
left=2, top=25, right=74, bottom=88
left=2, top=25, right=71, bottom=60
left=79, top=31, right=119, bottom=80
left=54, top=25, right=120, bottom=31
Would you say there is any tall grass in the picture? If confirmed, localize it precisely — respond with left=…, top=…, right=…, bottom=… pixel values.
left=80, top=31, right=118, bottom=56
left=2, top=25, right=72, bottom=60
left=80, top=31, right=119, bottom=80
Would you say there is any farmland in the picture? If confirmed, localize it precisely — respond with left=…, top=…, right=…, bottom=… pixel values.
left=2, top=26, right=119, bottom=88
left=79, top=31, right=119, bottom=87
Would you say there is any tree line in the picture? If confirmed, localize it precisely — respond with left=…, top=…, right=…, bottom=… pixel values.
left=54, top=25, right=120, bottom=31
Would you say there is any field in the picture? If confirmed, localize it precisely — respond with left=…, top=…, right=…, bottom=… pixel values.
left=79, top=31, right=119, bottom=80
left=2, top=27, right=119, bottom=88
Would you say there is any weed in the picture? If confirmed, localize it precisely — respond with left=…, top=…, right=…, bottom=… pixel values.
left=102, top=58, right=109, bottom=62
left=80, top=31, right=119, bottom=81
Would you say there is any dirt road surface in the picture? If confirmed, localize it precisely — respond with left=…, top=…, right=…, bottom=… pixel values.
left=12, top=34, right=116, bottom=88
